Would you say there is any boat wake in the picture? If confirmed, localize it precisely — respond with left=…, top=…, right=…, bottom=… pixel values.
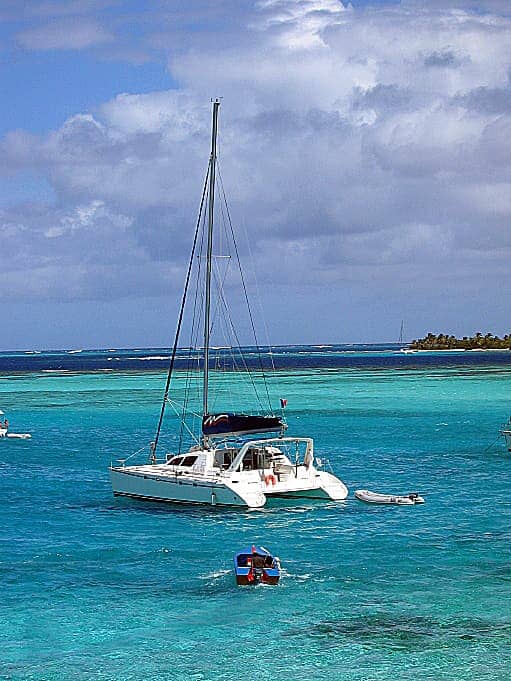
left=201, top=569, right=231, bottom=580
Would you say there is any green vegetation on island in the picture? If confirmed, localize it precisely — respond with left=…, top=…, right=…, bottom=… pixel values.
left=409, top=332, right=511, bottom=350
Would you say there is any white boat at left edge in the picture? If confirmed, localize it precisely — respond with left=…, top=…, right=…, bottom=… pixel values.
left=0, top=410, right=31, bottom=439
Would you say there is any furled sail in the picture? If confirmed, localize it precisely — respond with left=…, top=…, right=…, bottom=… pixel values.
left=202, top=413, right=286, bottom=438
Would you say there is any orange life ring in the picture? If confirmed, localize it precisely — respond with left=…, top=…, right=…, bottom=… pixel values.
left=264, top=474, right=277, bottom=486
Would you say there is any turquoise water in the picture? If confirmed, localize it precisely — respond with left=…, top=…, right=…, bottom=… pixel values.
left=1, top=362, right=510, bottom=680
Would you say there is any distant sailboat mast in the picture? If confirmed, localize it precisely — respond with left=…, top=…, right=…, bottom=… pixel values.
left=398, top=320, right=405, bottom=345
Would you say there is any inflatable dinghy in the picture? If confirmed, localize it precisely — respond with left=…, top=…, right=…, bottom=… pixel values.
left=355, top=489, right=424, bottom=505
left=6, top=433, right=32, bottom=440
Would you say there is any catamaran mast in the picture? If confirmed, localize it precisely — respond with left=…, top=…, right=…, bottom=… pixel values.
left=202, top=99, right=220, bottom=440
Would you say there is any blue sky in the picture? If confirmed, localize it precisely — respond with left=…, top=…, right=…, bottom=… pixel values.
left=1, top=0, right=510, bottom=349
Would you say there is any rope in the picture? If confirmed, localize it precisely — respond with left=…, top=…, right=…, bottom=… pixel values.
left=165, top=397, right=201, bottom=445
left=179, top=195, right=208, bottom=454
left=239, top=208, right=278, bottom=379
left=114, top=442, right=151, bottom=465
left=211, top=261, right=265, bottom=410
left=217, top=164, right=273, bottom=413
left=483, top=433, right=504, bottom=453
left=152, top=164, right=209, bottom=457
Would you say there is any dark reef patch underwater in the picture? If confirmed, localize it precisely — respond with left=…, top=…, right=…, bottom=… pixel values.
left=289, top=614, right=511, bottom=651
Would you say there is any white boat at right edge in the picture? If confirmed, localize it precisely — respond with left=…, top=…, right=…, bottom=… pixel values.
left=501, top=417, right=511, bottom=451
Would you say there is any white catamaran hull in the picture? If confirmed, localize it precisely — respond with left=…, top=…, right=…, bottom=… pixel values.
left=110, top=467, right=267, bottom=508
left=110, top=463, right=348, bottom=508
left=263, top=471, right=348, bottom=501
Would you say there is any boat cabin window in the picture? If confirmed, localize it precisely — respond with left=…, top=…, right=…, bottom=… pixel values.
left=167, top=456, right=184, bottom=466
left=214, top=449, right=238, bottom=469
left=181, top=455, right=198, bottom=467
left=239, top=446, right=288, bottom=471
left=242, top=448, right=269, bottom=471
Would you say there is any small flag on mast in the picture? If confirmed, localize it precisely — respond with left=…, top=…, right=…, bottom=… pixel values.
left=280, top=398, right=288, bottom=409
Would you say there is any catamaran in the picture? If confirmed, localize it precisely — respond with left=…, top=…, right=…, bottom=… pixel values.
left=109, top=100, right=348, bottom=508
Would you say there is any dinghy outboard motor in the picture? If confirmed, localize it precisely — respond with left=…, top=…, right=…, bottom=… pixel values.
left=250, top=551, right=266, bottom=583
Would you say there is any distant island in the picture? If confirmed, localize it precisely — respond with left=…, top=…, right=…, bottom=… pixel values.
left=409, top=332, right=511, bottom=350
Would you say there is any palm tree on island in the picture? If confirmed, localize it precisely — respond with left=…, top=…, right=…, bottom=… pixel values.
left=409, top=332, right=511, bottom=350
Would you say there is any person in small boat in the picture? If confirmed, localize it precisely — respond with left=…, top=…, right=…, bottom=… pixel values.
left=249, top=546, right=266, bottom=571
left=251, top=553, right=265, bottom=570
left=2, top=419, right=8, bottom=432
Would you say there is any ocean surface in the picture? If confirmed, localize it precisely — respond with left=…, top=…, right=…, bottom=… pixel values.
left=1, top=345, right=510, bottom=680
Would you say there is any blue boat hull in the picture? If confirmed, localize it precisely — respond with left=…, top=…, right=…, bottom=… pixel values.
left=234, top=546, right=280, bottom=585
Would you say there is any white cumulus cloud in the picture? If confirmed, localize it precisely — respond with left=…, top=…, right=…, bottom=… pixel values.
left=1, top=0, right=510, bottom=336
left=16, top=17, right=112, bottom=50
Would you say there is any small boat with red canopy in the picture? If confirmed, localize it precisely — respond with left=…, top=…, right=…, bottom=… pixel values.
left=234, top=545, right=281, bottom=586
